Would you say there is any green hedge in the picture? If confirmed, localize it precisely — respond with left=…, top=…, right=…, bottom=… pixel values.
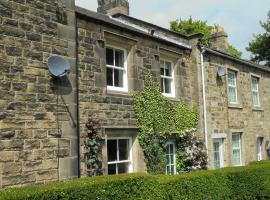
left=1, top=161, right=270, bottom=200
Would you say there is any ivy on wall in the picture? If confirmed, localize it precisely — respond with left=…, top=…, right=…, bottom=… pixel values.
left=84, top=118, right=104, bottom=176
left=133, top=73, right=207, bottom=174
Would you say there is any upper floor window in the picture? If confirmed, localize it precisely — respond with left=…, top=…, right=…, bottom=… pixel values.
left=106, top=46, right=128, bottom=92
left=232, top=133, right=242, bottom=166
left=251, top=77, right=260, bottom=106
left=166, top=142, right=176, bottom=175
left=228, top=70, right=238, bottom=104
left=107, top=137, right=132, bottom=174
left=160, top=60, right=175, bottom=97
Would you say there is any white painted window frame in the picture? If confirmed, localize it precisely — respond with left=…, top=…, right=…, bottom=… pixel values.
left=160, top=59, right=175, bottom=98
left=166, top=141, right=176, bottom=175
left=106, top=45, right=128, bottom=92
left=228, top=70, right=238, bottom=104
left=232, top=133, right=242, bottom=166
left=107, top=137, right=133, bottom=174
left=251, top=77, right=260, bottom=107
left=213, top=138, right=224, bottom=169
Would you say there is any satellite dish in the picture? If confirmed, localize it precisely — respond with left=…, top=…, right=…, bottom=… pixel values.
left=47, top=56, right=70, bottom=77
left=217, top=66, right=226, bottom=77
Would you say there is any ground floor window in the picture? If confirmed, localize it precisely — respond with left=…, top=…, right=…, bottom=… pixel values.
left=257, top=137, right=263, bottom=161
left=107, top=138, right=132, bottom=175
left=166, top=142, right=176, bottom=175
left=213, top=138, right=224, bottom=169
left=232, top=133, right=242, bottom=166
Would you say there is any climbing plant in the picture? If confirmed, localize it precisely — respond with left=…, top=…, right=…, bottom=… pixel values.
left=133, top=72, right=207, bottom=174
left=84, top=118, right=104, bottom=176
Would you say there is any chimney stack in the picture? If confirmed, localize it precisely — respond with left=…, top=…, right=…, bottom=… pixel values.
left=209, top=26, right=229, bottom=53
left=97, top=0, right=129, bottom=16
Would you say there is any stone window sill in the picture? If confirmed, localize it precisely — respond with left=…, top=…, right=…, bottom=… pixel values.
left=228, top=103, right=243, bottom=109
left=252, top=107, right=264, bottom=111
left=106, top=89, right=131, bottom=97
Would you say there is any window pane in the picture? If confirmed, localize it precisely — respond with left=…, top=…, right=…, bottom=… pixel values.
left=114, top=69, right=123, bottom=87
left=107, top=67, right=113, bottom=86
left=229, top=87, right=236, bottom=103
left=108, top=164, right=117, bottom=175
left=161, top=78, right=164, bottom=93
left=166, top=165, right=171, bottom=174
left=106, top=48, right=114, bottom=65
left=118, top=163, right=129, bottom=174
left=228, top=71, right=236, bottom=86
left=115, top=49, right=124, bottom=68
left=164, top=78, right=171, bottom=94
left=252, top=78, right=258, bottom=91
left=107, top=140, right=117, bottom=162
left=119, top=139, right=129, bottom=161
left=213, top=141, right=221, bottom=168
left=232, top=150, right=240, bottom=165
left=232, top=134, right=240, bottom=148
left=165, top=62, right=172, bottom=77
left=253, top=92, right=259, bottom=105
left=169, top=144, right=174, bottom=154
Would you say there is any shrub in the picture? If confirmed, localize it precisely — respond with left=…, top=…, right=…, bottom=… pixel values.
left=1, top=162, right=270, bottom=200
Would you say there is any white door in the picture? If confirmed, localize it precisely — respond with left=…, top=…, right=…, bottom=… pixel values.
left=213, top=139, right=224, bottom=169
left=257, top=137, right=263, bottom=161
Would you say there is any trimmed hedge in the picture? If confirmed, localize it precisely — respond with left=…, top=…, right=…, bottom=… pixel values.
left=1, top=161, right=270, bottom=200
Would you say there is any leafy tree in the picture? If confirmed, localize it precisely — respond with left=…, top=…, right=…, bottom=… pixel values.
left=170, top=17, right=242, bottom=58
left=246, top=11, right=270, bottom=66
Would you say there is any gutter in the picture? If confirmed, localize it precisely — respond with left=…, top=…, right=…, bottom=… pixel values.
left=200, top=47, right=209, bottom=161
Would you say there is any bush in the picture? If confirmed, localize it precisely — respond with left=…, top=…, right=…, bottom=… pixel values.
left=1, top=161, right=270, bottom=200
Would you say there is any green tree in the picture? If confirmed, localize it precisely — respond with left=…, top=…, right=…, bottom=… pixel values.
left=170, top=17, right=242, bottom=58
left=246, top=11, right=270, bottom=66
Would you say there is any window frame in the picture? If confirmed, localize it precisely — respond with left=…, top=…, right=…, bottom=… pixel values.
left=107, top=137, right=133, bottom=174
left=160, top=59, right=175, bottom=98
left=106, top=45, right=128, bottom=92
left=166, top=141, right=176, bottom=175
left=251, top=76, right=260, bottom=107
left=213, top=138, right=224, bottom=169
left=231, top=133, right=242, bottom=166
left=227, top=70, right=238, bottom=104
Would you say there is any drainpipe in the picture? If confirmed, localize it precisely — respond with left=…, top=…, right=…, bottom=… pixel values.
left=200, top=47, right=209, bottom=160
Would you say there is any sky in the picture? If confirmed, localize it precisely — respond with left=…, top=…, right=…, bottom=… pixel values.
left=75, top=0, right=270, bottom=59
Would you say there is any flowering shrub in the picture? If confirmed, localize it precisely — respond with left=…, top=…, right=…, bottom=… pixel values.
left=176, top=129, right=207, bottom=172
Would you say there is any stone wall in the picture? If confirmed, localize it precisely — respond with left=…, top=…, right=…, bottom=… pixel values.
left=0, top=0, right=78, bottom=188
left=204, top=53, right=270, bottom=168
left=76, top=14, right=197, bottom=176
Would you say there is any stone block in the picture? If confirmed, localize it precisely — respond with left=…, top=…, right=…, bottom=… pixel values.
left=2, top=172, right=35, bottom=187
left=59, top=157, right=78, bottom=180
left=0, top=140, right=24, bottom=151
left=41, top=138, right=58, bottom=149
left=24, top=139, right=40, bottom=150
left=22, top=160, right=43, bottom=172
left=94, top=72, right=106, bottom=88
left=36, top=169, right=58, bottom=182
left=2, top=162, right=22, bottom=175
left=58, top=24, right=75, bottom=41
left=0, top=129, right=15, bottom=139
left=6, top=47, right=22, bottom=56
left=0, top=151, right=18, bottom=162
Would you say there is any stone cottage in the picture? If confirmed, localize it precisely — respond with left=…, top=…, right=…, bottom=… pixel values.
left=0, top=0, right=269, bottom=188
